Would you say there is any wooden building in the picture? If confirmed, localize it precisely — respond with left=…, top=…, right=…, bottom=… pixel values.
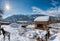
left=34, top=16, right=50, bottom=30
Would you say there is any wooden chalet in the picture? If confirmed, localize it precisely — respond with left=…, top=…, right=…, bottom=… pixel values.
left=34, top=16, right=50, bottom=30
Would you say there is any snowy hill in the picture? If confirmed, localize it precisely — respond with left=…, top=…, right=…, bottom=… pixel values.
left=3, top=14, right=46, bottom=22
left=3, top=15, right=30, bottom=22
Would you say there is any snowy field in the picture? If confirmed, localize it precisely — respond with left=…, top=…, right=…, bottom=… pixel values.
left=1, top=25, right=33, bottom=41
left=48, top=23, right=60, bottom=41
left=0, top=23, right=47, bottom=41
left=1, top=23, right=60, bottom=41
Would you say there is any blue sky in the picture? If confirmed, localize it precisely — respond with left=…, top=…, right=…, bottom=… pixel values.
left=0, top=0, right=60, bottom=18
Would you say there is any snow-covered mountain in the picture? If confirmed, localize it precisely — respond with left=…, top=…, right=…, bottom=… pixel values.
left=3, top=14, right=46, bottom=22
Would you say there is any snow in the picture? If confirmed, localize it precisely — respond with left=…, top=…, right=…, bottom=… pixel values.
left=1, top=25, right=35, bottom=41
left=34, top=16, right=49, bottom=21
left=0, top=34, right=3, bottom=39
left=0, top=24, right=47, bottom=41
left=18, top=27, right=47, bottom=40
left=24, top=29, right=47, bottom=40
left=26, top=24, right=35, bottom=29
left=49, top=33, right=60, bottom=41
left=48, top=23, right=60, bottom=41
left=48, top=23, right=60, bottom=35
left=10, top=23, right=21, bottom=28
left=35, top=29, right=47, bottom=40
left=48, top=23, right=60, bottom=29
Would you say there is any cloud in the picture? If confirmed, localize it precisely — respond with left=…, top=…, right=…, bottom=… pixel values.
left=32, top=6, right=60, bottom=17
left=51, top=0, right=59, bottom=7
left=32, top=7, right=46, bottom=14
left=46, top=7, right=60, bottom=16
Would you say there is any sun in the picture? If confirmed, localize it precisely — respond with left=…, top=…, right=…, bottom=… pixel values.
left=5, top=4, right=10, bottom=10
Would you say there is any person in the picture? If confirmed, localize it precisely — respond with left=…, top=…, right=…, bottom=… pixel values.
left=45, top=29, right=50, bottom=41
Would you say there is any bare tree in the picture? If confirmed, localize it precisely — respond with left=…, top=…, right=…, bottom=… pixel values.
left=0, top=10, right=3, bottom=14
left=0, top=9, right=3, bottom=34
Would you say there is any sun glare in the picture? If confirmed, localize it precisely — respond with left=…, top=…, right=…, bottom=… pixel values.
left=5, top=4, right=10, bottom=10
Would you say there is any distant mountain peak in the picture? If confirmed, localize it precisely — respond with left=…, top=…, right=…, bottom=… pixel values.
left=3, top=14, right=46, bottom=22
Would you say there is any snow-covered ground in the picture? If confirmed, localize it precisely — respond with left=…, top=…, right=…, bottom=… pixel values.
left=49, top=33, right=60, bottom=41
left=1, top=23, right=60, bottom=41
left=1, top=24, right=35, bottom=41
left=48, top=23, right=60, bottom=29
left=48, top=23, right=60, bottom=41
left=0, top=23, right=47, bottom=41
left=48, top=23, right=60, bottom=35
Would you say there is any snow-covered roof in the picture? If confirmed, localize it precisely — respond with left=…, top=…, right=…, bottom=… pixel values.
left=34, top=16, right=49, bottom=21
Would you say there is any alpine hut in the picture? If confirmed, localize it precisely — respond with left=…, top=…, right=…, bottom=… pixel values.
left=34, top=16, right=50, bottom=30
